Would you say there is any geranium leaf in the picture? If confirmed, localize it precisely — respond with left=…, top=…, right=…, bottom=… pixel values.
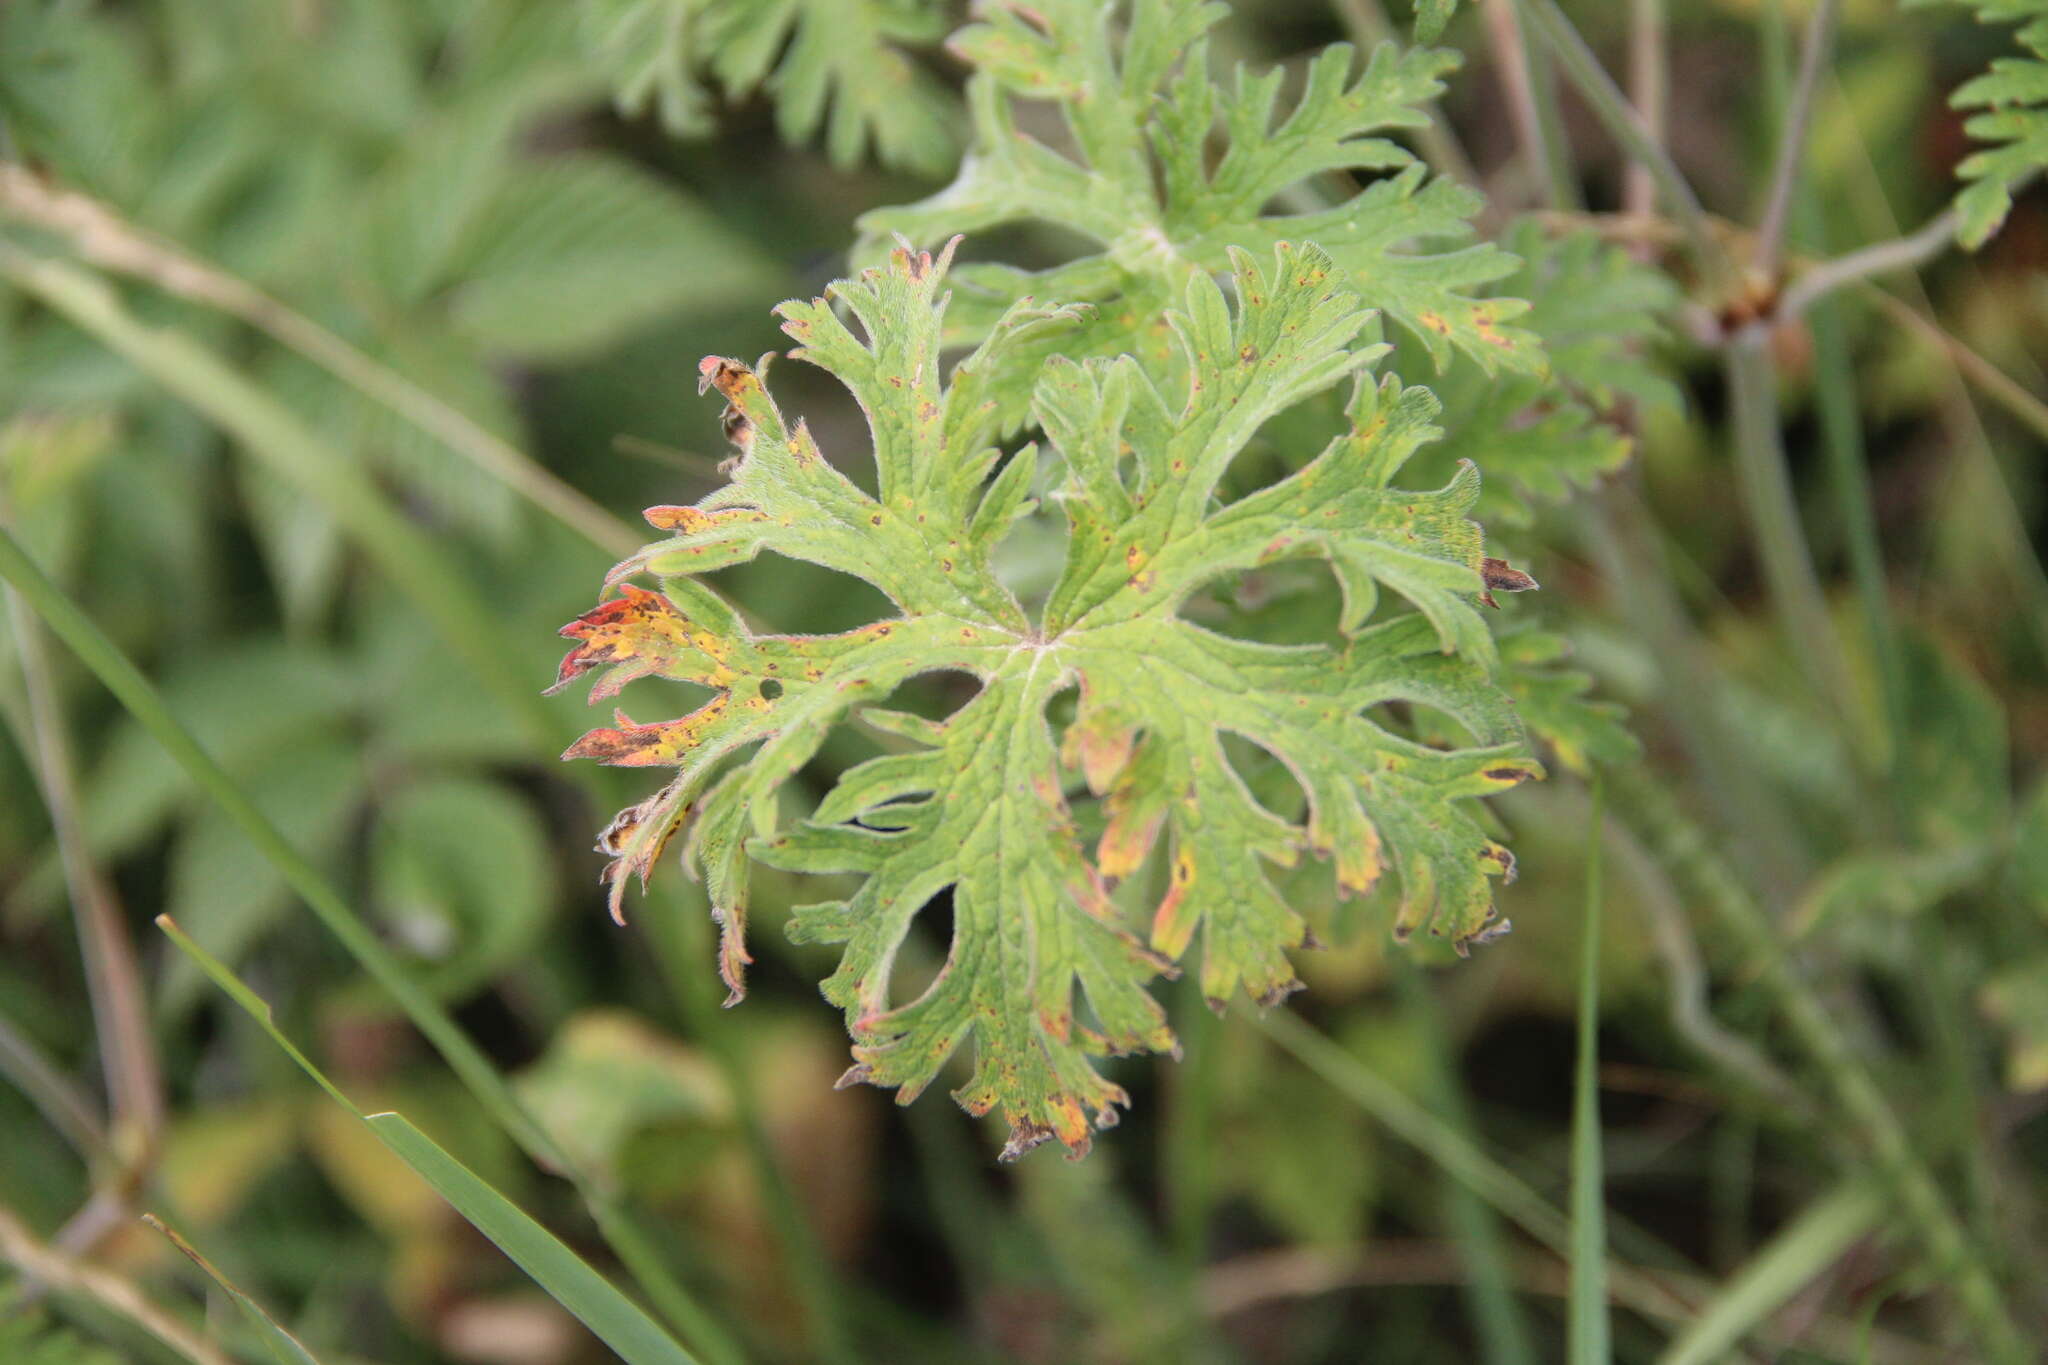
left=555, top=241, right=1539, bottom=1158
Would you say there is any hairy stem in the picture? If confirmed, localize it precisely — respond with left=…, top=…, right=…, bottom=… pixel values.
left=1871, top=290, right=2048, bottom=444
left=1775, top=205, right=1963, bottom=320
left=1487, top=0, right=1579, bottom=209
left=0, top=1012, right=105, bottom=1161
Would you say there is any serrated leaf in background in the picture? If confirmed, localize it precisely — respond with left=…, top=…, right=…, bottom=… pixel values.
left=578, top=0, right=958, bottom=173
left=1402, top=220, right=1678, bottom=522
left=1904, top=0, right=2048, bottom=247
left=861, top=0, right=1543, bottom=435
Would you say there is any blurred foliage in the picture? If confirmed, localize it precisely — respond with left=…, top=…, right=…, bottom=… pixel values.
left=0, top=0, right=2044, bottom=1362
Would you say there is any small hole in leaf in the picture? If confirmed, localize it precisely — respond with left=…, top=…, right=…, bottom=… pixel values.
left=760, top=678, right=784, bottom=700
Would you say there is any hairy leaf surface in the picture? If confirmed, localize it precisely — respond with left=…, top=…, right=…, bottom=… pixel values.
left=556, top=242, right=1538, bottom=1157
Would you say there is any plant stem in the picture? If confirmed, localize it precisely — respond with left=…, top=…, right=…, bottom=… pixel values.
left=1871, top=290, right=2048, bottom=444
left=1807, top=298, right=1905, bottom=765
left=0, top=502, right=163, bottom=1175
left=1518, top=0, right=1731, bottom=292
left=1724, top=333, right=1850, bottom=708
left=1166, top=974, right=1221, bottom=1285
left=0, top=526, right=743, bottom=1365
left=1567, top=775, right=1608, bottom=1365
left=1752, top=0, right=1838, bottom=281
left=0, top=1012, right=105, bottom=1161
left=1604, top=813, right=1811, bottom=1118
left=644, top=890, right=855, bottom=1365
left=1258, top=1009, right=1702, bottom=1328
left=1775, top=205, right=1962, bottom=320
left=1488, top=0, right=1580, bottom=210
left=1659, top=1183, right=1883, bottom=1365
left=1624, top=0, right=1667, bottom=222
left=0, top=1204, right=232, bottom=1365
left=1610, top=767, right=2030, bottom=1363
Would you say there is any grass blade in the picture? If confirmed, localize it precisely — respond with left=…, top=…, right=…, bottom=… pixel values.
left=1569, top=774, right=1609, bottom=1363
left=144, top=1215, right=324, bottom=1365
left=156, top=916, right=706, bottom=1365
left=367, top=1114, right=702, bottom=1365
left=1395, top=960, right=1536, bottom=1365
left=0, top=525, right=741, bottom=1363
left=1257, top=1007, right=1697, bottom=1330
left=1657, top=1184, right=1882, bottom=1365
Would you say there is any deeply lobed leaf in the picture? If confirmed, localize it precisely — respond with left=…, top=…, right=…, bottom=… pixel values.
left=556, top=241, right=1540, bottom=1157
left=1402, top=218, right=1679, bottom=523
left=858, top=0, right=1542, bottom=437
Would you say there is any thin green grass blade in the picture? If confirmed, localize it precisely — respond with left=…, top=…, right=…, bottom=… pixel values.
left=365, top=1114, right=702, bottom=1365
left=144, top=1215, right=324, bottom=1365
left=1658, top=1183, right=1882, bottom=1365
left=0, top=524, right=551, bottom=1159
left=1396, top=960, right=1536, bottom=1365
left=1568, top=775, right=1609, bottom=1364
left=156, top=917, right=705, bottom=1365
left=1258, top=1007, right=1695, bottom=1330
left=0, top=526, right=740, bottom=1361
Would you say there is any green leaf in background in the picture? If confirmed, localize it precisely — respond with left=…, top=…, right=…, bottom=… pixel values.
left=0, top=1315, right=123, bottom=1365
left=1413, top=0, right=1457, bottom=44
left=578, top=0, right=958, bottom=172
left=145, top=1215, right=325, bottom=1365
left=157, top=917, right=703, bottom=1365
left=160, top=741, right=362, bottom=1017
left=860, top=0, right=1542, bottom=432
left=558, top=240, right=1537, bottom=1157
left=1905, top=0, right=2048, bottom=247
left=515, top=1010, right=731, bottom=1185
left=1404, top=219, right=1678, bottom=522
left=1980, top=954, right=2048, bottom=1090
left=443, top=153, right=780, bottom=361
left=368, top=777, right=556, bottom=1004
left=1657, top=1184, right=1884, bottom=1365
left=1498, top=629, right=1641, bottom=777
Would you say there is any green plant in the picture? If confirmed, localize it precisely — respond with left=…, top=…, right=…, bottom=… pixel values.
left=5, top=0, right=2048, bottom=1360
left=559, top=237, right=1541, bottom=1157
